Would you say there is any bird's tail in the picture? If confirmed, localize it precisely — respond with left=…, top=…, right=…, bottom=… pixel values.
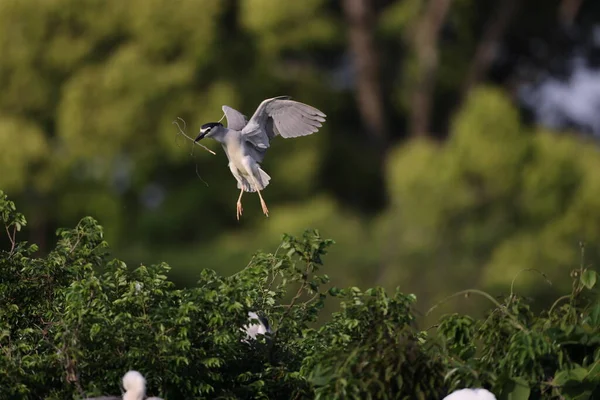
left=257, top=168, right=271, bottom=190
left=238, top=168, right=271, bottom=192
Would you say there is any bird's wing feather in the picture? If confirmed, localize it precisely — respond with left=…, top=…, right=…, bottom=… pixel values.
left=222, top=105, right=248, bottom=131
left=241, top=96, right=326, bottom=152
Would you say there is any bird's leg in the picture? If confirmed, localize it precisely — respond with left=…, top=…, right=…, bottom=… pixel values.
left=243, top=158, right=270, bottom=218
left=236, top=188, right=244, bottom=221
left=256, top=189, right=269, bottom=217
left=248, top=176, right=269, bottom=217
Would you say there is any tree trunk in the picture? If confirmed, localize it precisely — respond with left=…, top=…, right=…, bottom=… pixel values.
left=341, top=0, right=388, bottom=146
left=410, top=0, right=453, bottom=138
left=461, top=0, right=519, bottom=100
left=558, top=0, right=583, bottom=27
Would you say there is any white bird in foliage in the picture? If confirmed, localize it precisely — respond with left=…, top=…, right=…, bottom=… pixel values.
left=442, top=388, right=496, bottom=400
left=242, top=311, right=272, bottom=342
left=122, top=370, right=163, bottom=400
left=84, top=370, right=163, bottom=400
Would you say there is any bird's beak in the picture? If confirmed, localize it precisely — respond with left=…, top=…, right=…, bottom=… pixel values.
left=194, top=132, right=206, bottom=142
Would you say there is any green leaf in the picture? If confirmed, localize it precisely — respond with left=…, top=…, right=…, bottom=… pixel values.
left=581, top=270, right=597, bottom=289
left=585, top=361, right=600, bottom=383
left=586, top=303, right=600, bottom=328
left=500, top=377, right=530, bottom=400
left=571, top=368, right=591, bottom=382
left=553, top=367, right=589, bottom=387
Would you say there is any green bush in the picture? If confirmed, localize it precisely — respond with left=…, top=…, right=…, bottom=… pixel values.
left=1, top=190, right=600, bottom=399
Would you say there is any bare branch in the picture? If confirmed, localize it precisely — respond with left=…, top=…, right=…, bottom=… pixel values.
left=195, top=164, right=209, bottom=187
left=269, top=261, right=313, bottom=353
left=68, top=233, right=82, bottom=254
left=274, top=291, right=321, bottom=309
left=5, top=225, right=16, bottom=256
left=172, top=117, right=216, bottom=156
left=410, top=0, right=453, bottom=137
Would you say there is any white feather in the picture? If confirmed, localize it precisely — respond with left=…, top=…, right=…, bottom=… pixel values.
left=122, top=370, right=163, bottom=400
left=442, top=388, right=497, bottom=400
left=241, top=311, right=271, bottom=342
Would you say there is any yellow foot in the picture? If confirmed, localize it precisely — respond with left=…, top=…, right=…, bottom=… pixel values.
left=236, top=201, right=243, bottom=220
left=260, top=199, right=269, bottom=217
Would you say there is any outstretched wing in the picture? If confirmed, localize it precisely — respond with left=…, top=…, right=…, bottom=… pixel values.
left=240, top=96, right=326, bottom=152
left=222, top=105, right=248, bottom=131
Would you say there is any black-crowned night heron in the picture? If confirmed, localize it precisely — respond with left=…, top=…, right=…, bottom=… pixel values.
left=194, top=96, right=326, bottom=220
left=242, top=311, right=272, bottom=342
left=442, top=388, right=496, bottom=400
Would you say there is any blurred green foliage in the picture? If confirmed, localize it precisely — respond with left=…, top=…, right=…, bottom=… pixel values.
left=177, top=86, right=600, bottom=323
left=1, top=0, right=600, bottom=322
left=3, top=192, right=600, bottom=399
left=377, top=87, right=600, bottom=302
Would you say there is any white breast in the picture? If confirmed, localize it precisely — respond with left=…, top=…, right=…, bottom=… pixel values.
left=224, top=132, right=248, bottom=175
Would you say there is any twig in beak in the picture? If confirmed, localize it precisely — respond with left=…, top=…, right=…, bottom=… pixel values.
left=172, top=117, right=216, bottom=155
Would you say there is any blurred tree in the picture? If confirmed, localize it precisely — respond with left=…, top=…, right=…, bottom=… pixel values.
left=460, top=0, right=519, bottom=100
left=1, top=0, right=600, bottom=321
left=376, top=86, right=600, bottom=320
left=409, top=0, right=453, bottom=137
left=0, top=0, right=342, bottom=253
left=341, top=0, right=388, bottom=144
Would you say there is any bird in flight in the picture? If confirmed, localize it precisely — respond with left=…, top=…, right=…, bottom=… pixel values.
left=195, top=96, right=326, bottom=220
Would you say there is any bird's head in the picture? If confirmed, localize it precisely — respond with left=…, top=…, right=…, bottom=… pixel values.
left=122, top=370, right=146, bottom=400
left=195, top=122, right=223, bottom=141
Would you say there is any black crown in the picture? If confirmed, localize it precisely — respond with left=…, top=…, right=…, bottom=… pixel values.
left=201, top=122, right=223, bottom=130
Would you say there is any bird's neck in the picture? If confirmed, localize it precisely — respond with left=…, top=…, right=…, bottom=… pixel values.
left=209, top=127, right=229, bottom=144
